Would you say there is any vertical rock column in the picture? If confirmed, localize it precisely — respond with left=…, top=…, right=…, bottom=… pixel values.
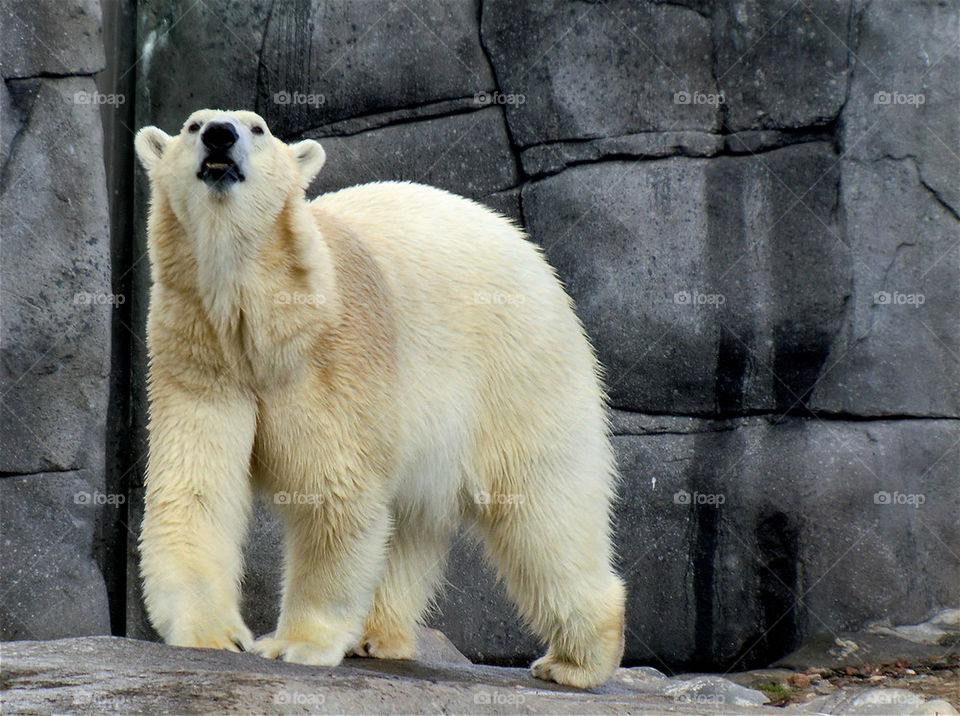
left=0, top=0, right=113, bottom=638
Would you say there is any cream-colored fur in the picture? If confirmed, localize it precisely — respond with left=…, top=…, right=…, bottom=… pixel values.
left=135, top=109, right=625, bottom=688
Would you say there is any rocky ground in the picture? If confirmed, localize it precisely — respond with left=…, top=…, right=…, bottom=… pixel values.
left=2, top=629, right=957, bottom=715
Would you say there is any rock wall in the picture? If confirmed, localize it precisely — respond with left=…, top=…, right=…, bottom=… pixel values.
left=0, top=0, right=113, bottom=638
left=126, top=0, right=959, bottom=669
left=1, top=0, right=957, bottom=671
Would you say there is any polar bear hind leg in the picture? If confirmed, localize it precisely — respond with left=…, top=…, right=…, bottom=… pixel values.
left=475, top=437, right=626, bottom=689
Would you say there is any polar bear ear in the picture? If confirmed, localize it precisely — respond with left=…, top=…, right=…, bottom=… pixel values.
left=290, top=139, right=326, bottom=185
left=135, top=126, right=171, bottom=172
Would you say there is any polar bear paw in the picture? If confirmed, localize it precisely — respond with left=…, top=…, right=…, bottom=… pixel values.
left=531, top=653, right=607, bottom=690
left=251, top=634, right=346, bottom=666
left=168, top=617, right=254, bottom=653
left=348, top=630, right=415, bottom=660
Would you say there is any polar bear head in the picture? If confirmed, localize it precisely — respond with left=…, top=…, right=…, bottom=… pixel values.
left=134, top=109, right=326, bottom=222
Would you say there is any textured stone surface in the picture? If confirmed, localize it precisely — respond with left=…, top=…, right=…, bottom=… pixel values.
left=482, top=0, right=717, bottom=146
left=520, top=132, right=724, bottom=177
left=0, top=637, right=778, bottom=715
left=840, top=0, right=960, bottom=216
left=0, top=0, right=105, bottom=77
left=612, top=415, right=960, bottom=669
left=0, top=77, right=112, bottom=474
left=522, top=142, right=848, bottom=415
left=797, top=688, right=932, bottom=715
left=714, top=0, right=851, bottom=131
left=137, top=0, right=493, bottom=138
left=0, top=0, right=113, bottom=646
left=0, top=473, right=111, bottom=639
left=773, top=629, right=960, bottom=671
left=430, top=537, right=541, bottom=664
left=306, top=108, right=519, bottom=220
left=811, top=159, right=960, bottom=416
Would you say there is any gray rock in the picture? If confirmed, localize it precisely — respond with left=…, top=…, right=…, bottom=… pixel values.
left=306, top=108, right=519, bottom=217
left=519, top=132, right=724, bottom=177
left=522, top=143, right=846, bottom=415
left=135, top=0, right=271, bottom=133
left=714, top=0, right=850, bottom=131
left=773, top=630, right=960, bottom=671
left=867, top=608, right=960, bottom=646
left=810, top=159, right=960, bottom=416
left=429, top=536, right=541, bottom=664
left=0, top=0, right=105, bottom=77
left=0, top=637, right=778, bottom=714
left=0, top=77, right=112, bottom=475
left=138, top=0, right=495, bottom=138
left=724, top=129, right=834, bottom=154
left=840, top=0, right=960, bottom=216
left=908, top=701, right=960, bottom=716
left=661, top=675, right=771, bottom=708
left=799, top=687, right=928, bottom=715
left=413, top=627, right=473, bottom=667
left=613, top=415, right=960, bottom=668
left=258, top=0, right=494, bottom=138
left=0, top=473, right=111, bottom=639
left=481, top=0, right=717, bottom=147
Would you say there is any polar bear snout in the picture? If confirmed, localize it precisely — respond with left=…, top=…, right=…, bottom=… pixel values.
left=196, top=115, right=249, bottom=189
left=202, top=122, right=238, bottom=151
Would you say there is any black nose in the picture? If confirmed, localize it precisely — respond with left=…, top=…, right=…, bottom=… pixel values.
left=201, top=122, right=238, bottom=151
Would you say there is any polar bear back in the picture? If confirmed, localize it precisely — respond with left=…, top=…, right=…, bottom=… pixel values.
left=310, top=181, right=610, bottom=512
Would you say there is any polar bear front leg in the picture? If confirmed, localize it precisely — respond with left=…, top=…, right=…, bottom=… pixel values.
left=252, top=491, right=391, bottom=666
left=139, top=385, right=257, bottom=652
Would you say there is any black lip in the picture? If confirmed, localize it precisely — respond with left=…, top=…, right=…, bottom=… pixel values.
left=197, top=153, right=245, bottom=186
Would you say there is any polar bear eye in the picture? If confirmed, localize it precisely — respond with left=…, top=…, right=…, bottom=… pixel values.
left=251, top=125, right=264, bottom=135
left=188, top=121, right=202, bottom=133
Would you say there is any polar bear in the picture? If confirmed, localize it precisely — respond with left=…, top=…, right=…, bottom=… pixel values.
left=134, top=109, right=625, bottom=688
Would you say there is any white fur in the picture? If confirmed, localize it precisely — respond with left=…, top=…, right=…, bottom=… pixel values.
left=135, top=109, right=625, bottom=688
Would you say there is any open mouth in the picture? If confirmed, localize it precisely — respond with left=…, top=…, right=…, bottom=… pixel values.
left=197, top=155, right=245, bottom=185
